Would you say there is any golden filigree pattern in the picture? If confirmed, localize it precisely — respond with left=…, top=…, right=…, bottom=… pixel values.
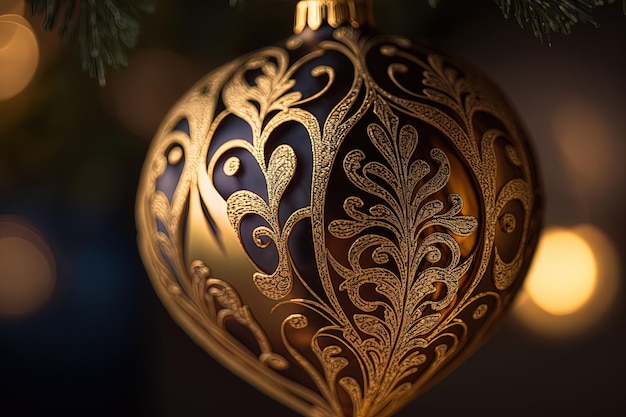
left=322, top=107, right=478, bottom=415
left=136, top=21, right=541, bottom=417
left=189, top=260, right=289, bottom=370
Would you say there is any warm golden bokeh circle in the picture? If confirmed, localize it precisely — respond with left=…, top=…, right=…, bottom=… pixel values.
left=0, top=13, right=39, bottom=101
left=0, top=218, right=56, bottom=317
left=514, top=225, right=621, bottom=338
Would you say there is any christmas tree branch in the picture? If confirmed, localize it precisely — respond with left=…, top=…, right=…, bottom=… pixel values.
left=493, top=0, right=610, bottom=44
left=26, top=0, right=618, bottom=84
left=27, top=0, right=156, bottom=86
left=428, top=0, right=615, bottom=44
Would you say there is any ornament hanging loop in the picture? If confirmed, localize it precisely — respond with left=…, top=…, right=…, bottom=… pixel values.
left=294, top=0, right=375, bottom=33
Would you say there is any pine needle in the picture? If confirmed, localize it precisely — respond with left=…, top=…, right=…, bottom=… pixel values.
left=493, top=0, right=606, bottom=44
left=27, top=0, right=155, bottom=86
left=25, top=0, right=617, bottom=83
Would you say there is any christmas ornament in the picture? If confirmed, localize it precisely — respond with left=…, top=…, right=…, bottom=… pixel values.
left=136, top=1, right=542, bottom=416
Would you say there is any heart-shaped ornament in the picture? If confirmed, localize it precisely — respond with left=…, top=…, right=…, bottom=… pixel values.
left=136, top=1, right=542, bottom=416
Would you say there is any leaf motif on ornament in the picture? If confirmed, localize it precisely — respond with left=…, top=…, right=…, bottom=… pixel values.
left=223, top=48, right=301, bottom=134
left=377, top=43, right=483, bottom=135
left=322, top=99, right=478, bottom=415
left=221, top=46, right=330, bottom=138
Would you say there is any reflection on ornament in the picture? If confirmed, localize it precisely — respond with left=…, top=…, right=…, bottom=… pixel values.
left=514, top=224, right=620, bottom=338
left=136, top=1, right=542, bottom=416
left=0, top=217, right=56, bottom=317
left=0, top=13, right=39, bottom=101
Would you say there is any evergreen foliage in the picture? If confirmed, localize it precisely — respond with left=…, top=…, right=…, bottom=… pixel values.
left=494, top=0, right=609, bottom=44
left=26, top=0, right=615, bottom=85
left=26, top=0, right=156, bottom=86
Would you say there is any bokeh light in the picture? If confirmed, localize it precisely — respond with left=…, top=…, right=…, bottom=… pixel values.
left=0, top=13, right=39, bottom=101
left=0, top=217, right=56, bottom=317
left=526, top=228, right=597, bottom=315
left=514, top=224, right=621, bottom=338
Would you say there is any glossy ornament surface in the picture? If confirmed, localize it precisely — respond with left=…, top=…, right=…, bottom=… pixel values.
left=136, top=1, right=542, bottom=416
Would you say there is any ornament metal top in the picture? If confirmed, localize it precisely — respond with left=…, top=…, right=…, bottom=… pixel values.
left=136, top=1, right=542, bottom=416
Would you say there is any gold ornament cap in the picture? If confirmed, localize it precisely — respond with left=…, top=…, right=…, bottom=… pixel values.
left=294, top=0, right=375, bottom=34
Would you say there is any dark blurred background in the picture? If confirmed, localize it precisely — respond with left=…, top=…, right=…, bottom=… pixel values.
left=0, top=0, right=624, bottom=416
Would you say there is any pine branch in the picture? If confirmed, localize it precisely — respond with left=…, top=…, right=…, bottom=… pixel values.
left=27, top=0, right=156, bottom=86
left=26, top=0, right=618, bottom=85
left=493, top=0, right=607, bottom=44
left=429, top=0, right=616, bottom=44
